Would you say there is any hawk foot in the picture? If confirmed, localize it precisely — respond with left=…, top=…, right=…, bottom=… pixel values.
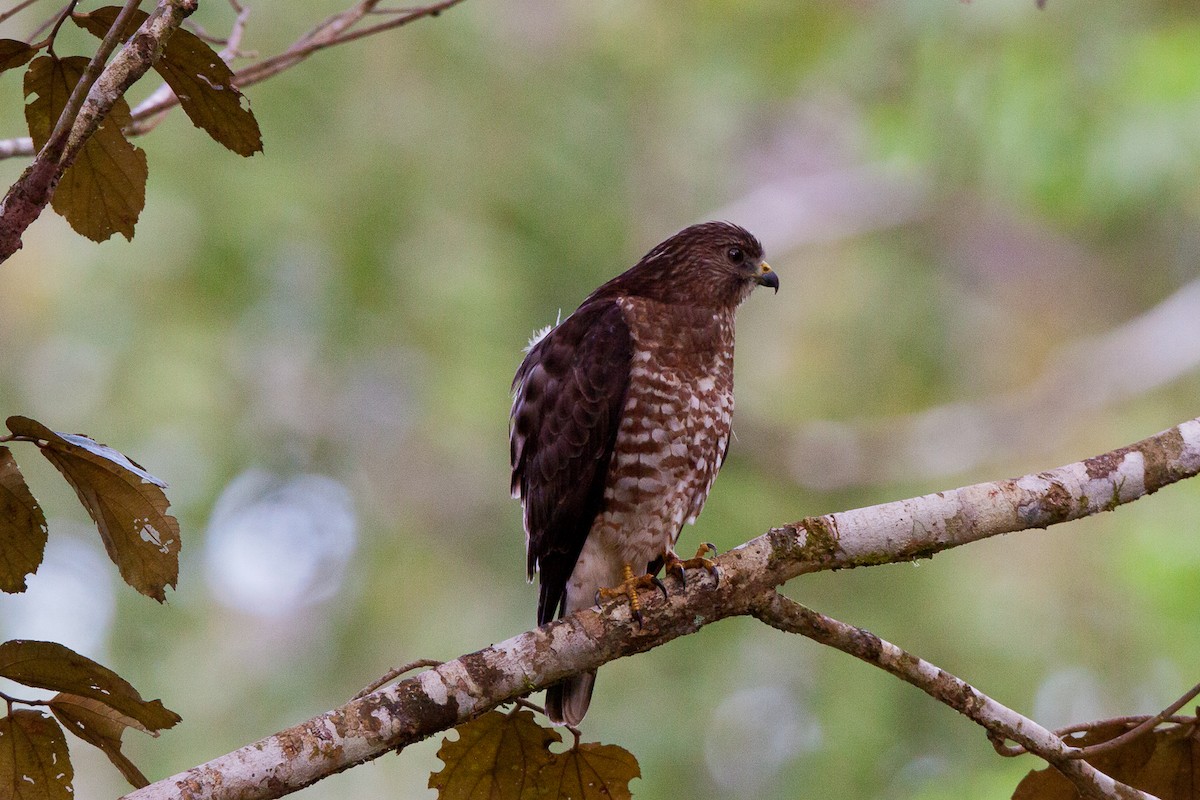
left=664, top=542, right=721, bottom=588
left=595, top=564, right=668, bottom=626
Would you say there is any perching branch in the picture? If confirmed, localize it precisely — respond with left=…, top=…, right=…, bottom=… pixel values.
left=119, top=415, right=1200, bottom=800
left=748, top=592, right=1157, bottom=800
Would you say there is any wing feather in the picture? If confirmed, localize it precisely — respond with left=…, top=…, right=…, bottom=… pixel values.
left=510, top=300, right=632, bottom=625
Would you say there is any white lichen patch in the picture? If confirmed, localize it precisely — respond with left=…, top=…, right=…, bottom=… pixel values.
left=547, top=618, right=580, bottom=653
left=1180, top=419, right=1200, bottom=461
left=1089, top=450, right=1146, bottom=503
left=491, top=632, right=530, bottom=659
left=419, top=670, right=450, bottom=706
left=435, top=660, right=480, bottom=709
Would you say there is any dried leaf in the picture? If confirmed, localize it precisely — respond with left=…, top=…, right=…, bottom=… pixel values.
left=429, top=709, right=560, bottom=800
left=6, top=415, right=179, bottom=601
left=76, top=7, right=262, bottom=156
left=22, top=55, right=70, bottom=147
left=0, top=640, right=181, bottom=733
left=536, top=742, right=641, bottom=800
left=0, top=710, right=74, bottom=800
left=23, top=54, right=148, bottom=242
left=50, top=693, right=152, bottom=788
left=1013, top=722, right=1200, bottom=799
left=0, top=39, right=36, bottom=73
left=0, top=446, right=48, bottom=593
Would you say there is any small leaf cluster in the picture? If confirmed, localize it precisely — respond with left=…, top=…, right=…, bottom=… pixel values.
left=429, top=709, right=641, bottom=800
left=0, top=5, right=261, bottom=243
left=0, top=640, right=181, bottom=798
left=1015, top=722, right=1200, bottom=800
left=1, top=415, right=182, bottom=795
left=1, top=415, right=180, bottom=600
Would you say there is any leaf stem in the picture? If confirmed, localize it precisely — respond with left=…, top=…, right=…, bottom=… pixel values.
left=43, top=0, right=76, bottom=55
left=0, top=690, right=52, bottom=708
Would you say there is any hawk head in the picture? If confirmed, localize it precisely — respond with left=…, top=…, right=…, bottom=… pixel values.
left=595, top=221, right=778, bottom=309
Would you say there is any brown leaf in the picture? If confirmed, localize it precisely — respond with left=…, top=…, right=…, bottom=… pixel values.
left=0, top=710, right=74, bottom=800
left=6, top=415, right=179, bottom=601
left=536, top=742, right=641, bottom=800
left=1013, top=722, right=1200, bottom=799
left=0, top=446, right=48, bottom=593
left=76, top=7, right=262, bottom=156
left=429, top=709, right=560, bottom=800
left=0, top=640, right=181, bottom=734
left=23, top=54, right=147, bottom=242
left=0, top=39, right=36, bottom=73
left=50, top=693, right=152, bottom=788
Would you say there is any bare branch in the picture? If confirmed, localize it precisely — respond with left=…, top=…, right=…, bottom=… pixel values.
left=0, top=0, right=45, bottom=26
left=0, top=137, right=33, bottom=159
left=118, top=416, right=1200, bottom=800
left=123, top=0, right=466, bottom=139
left=748, top=592, right=1156, bottom=800
left=993, top=681, right=1200, bottom=760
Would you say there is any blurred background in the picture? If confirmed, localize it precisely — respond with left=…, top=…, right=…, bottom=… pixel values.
left=2, top=0, right=1200, bottom=797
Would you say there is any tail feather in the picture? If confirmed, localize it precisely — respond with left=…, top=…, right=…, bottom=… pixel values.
left=545, top=670, right=596, bottom=726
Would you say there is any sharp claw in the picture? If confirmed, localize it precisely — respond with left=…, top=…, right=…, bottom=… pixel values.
left=702, top=542, right=717, bottom=558
left=671, top=563, right=687, bottom=587
left=594, top=589, right=602, bottom=607
left=650, top=575, right=669, bottom=600
left=632, top=607, right=644, bottom=627
left=708, top=564, right=721, bottom=586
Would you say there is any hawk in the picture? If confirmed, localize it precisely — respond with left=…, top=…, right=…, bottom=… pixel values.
left=510, top=221, right=778, bottom=725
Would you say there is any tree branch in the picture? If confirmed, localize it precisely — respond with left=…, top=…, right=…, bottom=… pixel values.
left=0, top=0, right=197, bottom=262
left=0, top=0, right=468, bottom=159
left=748, top=592, right=1157, bottom=800
left=117, top=415, right=1200, bottom=800
left=128, top=0, right=468, bottom=132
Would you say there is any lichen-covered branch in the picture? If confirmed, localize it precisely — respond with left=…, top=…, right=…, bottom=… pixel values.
left=119, top=416, right=1200, bottom=800
left=0, top=0, right=197, bottom=262
left=748, top=592, right=1157, bottom=800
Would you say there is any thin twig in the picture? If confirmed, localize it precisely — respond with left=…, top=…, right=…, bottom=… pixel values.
left=1058, top=715, right=1195, bottom=737
left=0, top=0, right=44, bottom=26
left=749, top=592, right=1157, bottom=800
left=992, top=681, right=1200, bottom=759
left=0, top=0, right=197, bottom=261
left=0, top=690, right=53, bottom=707
left=230, top=0, right=465, bottom=87
left=27, top=0, right=68, bottom=39
left=42, top=0, right=77, bottom=53
left=1072, top=683, right=1200, bottom=759
left=220, top=0, right=250, bottom=59
left=352, top=659, right=442, bottom=700
left=0, top=0, right=465, bottom=159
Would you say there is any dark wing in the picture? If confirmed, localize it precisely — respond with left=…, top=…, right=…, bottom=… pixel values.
left=511, top=299, right=633, bottom=626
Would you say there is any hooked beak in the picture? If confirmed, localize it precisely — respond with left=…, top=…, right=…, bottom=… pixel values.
left=756, top=262, right=779, bottom=293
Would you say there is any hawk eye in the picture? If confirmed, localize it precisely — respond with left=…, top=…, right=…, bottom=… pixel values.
left=726, top=247, right=745, bottom=264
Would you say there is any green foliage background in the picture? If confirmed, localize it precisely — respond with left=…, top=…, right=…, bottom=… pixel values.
left=3, top=1, right=1200, bottom=797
